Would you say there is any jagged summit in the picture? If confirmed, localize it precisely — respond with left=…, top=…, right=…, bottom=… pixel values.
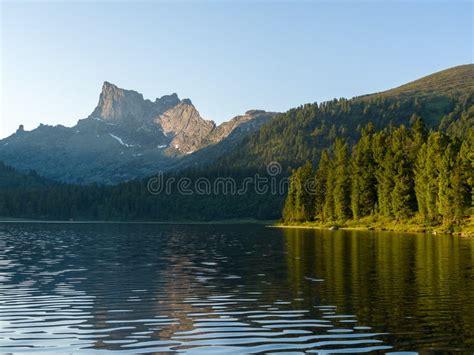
left=0, top=80, right=277, bottom=183
left=90, top=81, right=176, bottom=123
left=90, top=82, right=144, bottom=121
left=156, top=93, right=180, bottom=105
left=85, top=81, right=274, bottom=155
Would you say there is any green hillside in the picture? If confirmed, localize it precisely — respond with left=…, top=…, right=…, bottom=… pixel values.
left=358, top=64, right=473, bottom=100
left=213, top=65, right=473, bottom=171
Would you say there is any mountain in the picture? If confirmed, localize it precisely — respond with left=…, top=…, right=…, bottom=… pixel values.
left=0, top=82, right=277, bottom=184
left=212, top=64, right=474, bottom=171
left=0, top=65, right=471, bottom=186
left=0, top=65, right=472, bottom=222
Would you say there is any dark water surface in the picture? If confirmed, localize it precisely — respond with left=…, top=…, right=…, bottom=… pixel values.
left=0, top=223, right=473, bottom=353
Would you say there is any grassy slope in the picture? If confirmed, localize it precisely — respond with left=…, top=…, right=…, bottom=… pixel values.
left=358, top=64, right=473, bottom=100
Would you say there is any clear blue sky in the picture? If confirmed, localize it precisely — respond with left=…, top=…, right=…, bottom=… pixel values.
left=1, top=1, right=472, bottom=138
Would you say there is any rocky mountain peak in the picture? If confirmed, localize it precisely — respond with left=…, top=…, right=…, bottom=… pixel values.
left=89, top=81, right=150, bottom=123
left=82, top=81, right=275, bottom=155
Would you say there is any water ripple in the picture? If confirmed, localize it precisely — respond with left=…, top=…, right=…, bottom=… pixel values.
left=1, top=223, right=472, bottom=352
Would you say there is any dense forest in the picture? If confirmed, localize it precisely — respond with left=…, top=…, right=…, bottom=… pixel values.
left=0, top=164, right=285, bottom=221
left=283, top=117, right=473, bottom=230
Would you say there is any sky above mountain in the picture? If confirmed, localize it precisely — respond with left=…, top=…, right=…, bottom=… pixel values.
left=0, top=1, right=472, bottom=139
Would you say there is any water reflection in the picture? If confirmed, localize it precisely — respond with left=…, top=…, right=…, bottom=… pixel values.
left=283, top=228, right=474, bottom=351
left=0, top=223, right=472, bottom=353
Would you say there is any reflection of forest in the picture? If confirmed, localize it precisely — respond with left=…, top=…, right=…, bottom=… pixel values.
left=283, top=229, right=474, bottom=348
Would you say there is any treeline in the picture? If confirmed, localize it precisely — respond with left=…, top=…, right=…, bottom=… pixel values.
left=0, top=161, right=53, bottom=189
left=283, top=117, right=473, bottom=227
left=0, top=167, right=285, bottom=221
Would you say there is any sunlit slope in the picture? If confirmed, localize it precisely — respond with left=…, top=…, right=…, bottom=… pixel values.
left=212, top=65, right=473, bottom=170
left=358, top=64, right=473, bottom=100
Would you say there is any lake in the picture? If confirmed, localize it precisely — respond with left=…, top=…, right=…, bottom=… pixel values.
left=0, top=223, right=473, bottom=353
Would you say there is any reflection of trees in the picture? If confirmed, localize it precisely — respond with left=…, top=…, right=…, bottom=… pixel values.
left=283, top=228, right=474, bottom=348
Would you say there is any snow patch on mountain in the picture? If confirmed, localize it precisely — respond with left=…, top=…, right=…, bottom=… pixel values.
left=109, top=134, right=134, bottom=147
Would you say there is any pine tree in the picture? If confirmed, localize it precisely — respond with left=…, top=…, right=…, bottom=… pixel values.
left=452, top=137, right=472, bottom=222
left=414, top=132, right=448, bottom=223
left=389, top=126, right=417, bottom=219
left=323, top=160, right=336, bottom=222
left=282, top=161, right=315, bottom=222
left=333, top=139, right=351, bottom=220
left=438, top=137, right=472, bottom=225
left=373, top=131, right=394, bottom=217
left=351, top=124, right=377, bottom=219
left=437, top=143, right=454, bottom=224
left=295, top=161, right=316, bottom=221
left=414, top=143, right=429, bottom=220
left=314, top=150, right=330, bottom=220
left=282, top=173, right=297, bottom=222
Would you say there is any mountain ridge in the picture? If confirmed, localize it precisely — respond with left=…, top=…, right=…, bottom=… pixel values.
left=0, top=64, right=471, bottom=184
left=0, top=82, right=277, bottom=183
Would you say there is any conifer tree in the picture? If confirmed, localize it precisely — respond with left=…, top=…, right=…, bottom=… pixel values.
left=323, top=161, right=336, bottom=222
left=438, top=143, right=457, bottom=224
left=295, top=161, right=316, bottom=221
left=452, top=136, right=473, bottom=221
left=333, top=139, right=351, bottom=220
left=414, top=143, right=429, bottom=220
left=351, top=124, right=377, bottom=218
left=282, top=161, right=315, bottom=222
left=314, top=150, right=330, bottom=220
left=389, top=126, right=417, bottom=219
left=373, top=131, right=394, bottom=217
left=282, top=173, right=297, bottom=222
left=414, top=132, right=448, bottom=222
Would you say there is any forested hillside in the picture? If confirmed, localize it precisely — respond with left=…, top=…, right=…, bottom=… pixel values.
left=214, top=65, right=473, bottom=171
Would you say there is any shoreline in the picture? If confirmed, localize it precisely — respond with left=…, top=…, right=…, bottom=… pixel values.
left=1, top=217, right=472, bottom=237
left=272, top=218, right=474, bottom=237
left=0, top=217, right=276, bottom=225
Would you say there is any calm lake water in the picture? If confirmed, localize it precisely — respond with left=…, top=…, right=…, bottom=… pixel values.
left=0, top=223, right=473, bottom=353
